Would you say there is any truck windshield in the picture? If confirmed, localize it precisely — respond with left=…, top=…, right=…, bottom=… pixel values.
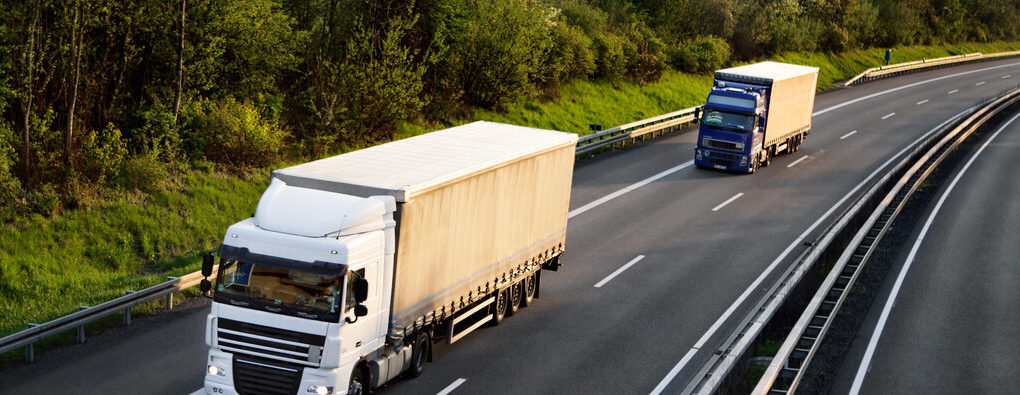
left=214, top=260, right=341, bottom=322
left=701, top=109, right=755, bottom=133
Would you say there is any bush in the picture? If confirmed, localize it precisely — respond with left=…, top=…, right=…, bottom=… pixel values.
left=127, top=105, right=181, bottom=161
left=183, top=97, right=287, bottom=168
left=75, top=123, right=128, bottom=184
left=593, top=32, right=630, bottom=81
left=455, top=0, right=554, bottom=109
left=0, top=122, right=23, bottom=220
left=670, top=36, right=731, bottom=73
left=542, top=22, right=596, bottom=88
left=118, top=153, right=169, bottom=193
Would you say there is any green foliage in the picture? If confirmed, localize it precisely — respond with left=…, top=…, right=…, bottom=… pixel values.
left=0, top=122, right=22, bottom=218
left=455, top=0, right=554, bottom=109
left=126, top=105, right=180, bottom=161
left=117, top=153, right=169, bottom=193
left=303, top=10, right=430, bottom=149
left=183, top=97, right=287, bottom=168
left=670, top=36, right=731, bottom=73
left=75, top=123, right=127, bottom=184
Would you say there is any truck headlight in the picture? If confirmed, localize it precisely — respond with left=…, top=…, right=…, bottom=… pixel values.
left=696, top=149, right=702, bottom=161
left=740, top=156, right=748, bottom=166
left=307, top=385, right=333, bottom=395
left=207, top=365, right=226, bottom=377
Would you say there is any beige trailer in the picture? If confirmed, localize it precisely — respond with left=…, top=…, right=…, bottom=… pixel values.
left=714, top=61, right=818, bottom=148
left=272, top=121, right=577, bottom=338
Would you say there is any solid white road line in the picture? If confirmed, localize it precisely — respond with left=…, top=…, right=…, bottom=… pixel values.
left=849, top=111, right=1020, bottom=395
left=1003, top=75, right=1012, bottom=79
left=812, top=62, right=1020, bottom=117
left=650, top=108, right=973, bottom=395
left=948, top=89, right=959, bottom=94
left=975, top=81, right=986, bottom=86
left=840, top=130, right=859, bottom=140
left=712, top=193, right=744, bottom=212
left=915, top=99, right=929, bottom=105
left=594, top=255, right=646, bottom=288
left=786, top=156, right=809, bottom=168
left=568, top=161, right=693, bottom=219
left=881, top=112, right=896, bottom=120
left=437, top=378, right=468, bottom=395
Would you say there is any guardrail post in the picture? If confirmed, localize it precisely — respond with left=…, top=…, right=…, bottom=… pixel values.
left=77, top=306, right=88, bottom=344
left=123, top=290, right=136, bottom=325
left=165, top=277, right=176, bottom=311
left=26, top=323, right=39, bottom=362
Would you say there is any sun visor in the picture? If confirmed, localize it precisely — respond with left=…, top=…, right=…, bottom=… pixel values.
left=254, top=178, right=386, bottom=237
left=218, top=245, right=346, bottom=276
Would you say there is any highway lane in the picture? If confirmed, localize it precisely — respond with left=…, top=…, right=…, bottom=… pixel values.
left=1, top=58, right=1018, bottom=395
left=834, top=110, right=1020, bottom=394
left=386, top=60, right=1020, bottom=395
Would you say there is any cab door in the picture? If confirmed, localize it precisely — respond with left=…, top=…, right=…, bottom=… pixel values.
left=338, top=259, right=384, bottom=366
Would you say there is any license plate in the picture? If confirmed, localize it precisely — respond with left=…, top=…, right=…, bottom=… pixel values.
left=714, top=165, right=726, bottom=170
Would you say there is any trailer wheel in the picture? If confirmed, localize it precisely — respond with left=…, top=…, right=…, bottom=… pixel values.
left=507, top=281, right=522, bottom=316
left=408, top=331, right=430, bottom=378
left=491, top=289, right=508, bottom=325
left=348, top=365, right=369, bottom=395
left=521, top=273, right=536, bottom=307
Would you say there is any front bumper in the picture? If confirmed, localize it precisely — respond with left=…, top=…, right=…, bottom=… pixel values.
left=203, top=348, right=344, bottom=395
left=695, top=147, right=753, bottom=173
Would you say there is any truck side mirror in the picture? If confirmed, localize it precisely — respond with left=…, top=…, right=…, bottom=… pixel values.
left=200, top=279, right=212, bottom=294
left=202, top=253, right=214, bottom=277
left=354, top=278, right=369, bottom=303
left=354, top=304, right=368, bottom=317
left=693, top=107, right=701, bottom=124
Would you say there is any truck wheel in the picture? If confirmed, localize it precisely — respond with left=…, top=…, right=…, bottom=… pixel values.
left=408, top=331, right=430, bottom=378
left=348, top=366, right=369, bottom=395
left=491, top=289, right=508, bottom=325
left=507, top=281, right=522, bottom=316
left=521, top=273, right=536, bottom=307
left=763, top=149, right=772, bottom=167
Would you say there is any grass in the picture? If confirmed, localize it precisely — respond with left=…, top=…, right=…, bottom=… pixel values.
left=2, top=41, right=1019, bottom=339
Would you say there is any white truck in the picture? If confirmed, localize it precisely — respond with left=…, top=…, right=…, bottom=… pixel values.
left=198, top=121, right=577, bottom=394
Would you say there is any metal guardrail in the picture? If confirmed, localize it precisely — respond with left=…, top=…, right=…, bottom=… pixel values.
left=844, top=50, right=1020, bottom=86
left=753, top=87, right=1020, bottom=394
left=0, top=266, right=218, bottom=362
left=575, top=107, right=699, bottom=156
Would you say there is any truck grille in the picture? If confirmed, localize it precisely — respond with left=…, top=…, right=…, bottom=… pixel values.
left=233, top=355, right=304, bottom=395
left=705, top=151, right=741, bottom=161
left=217, top=318, right=325, bottom=367
left=703, top=138, right=743, bottom=152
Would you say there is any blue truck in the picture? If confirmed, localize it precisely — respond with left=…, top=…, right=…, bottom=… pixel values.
left=694, top=62, right=819, bottom=173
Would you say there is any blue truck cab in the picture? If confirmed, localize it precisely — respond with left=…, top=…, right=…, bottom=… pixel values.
left=693, top=62, right=819, bottom=173
left=694, top=83, right=768, bottom=172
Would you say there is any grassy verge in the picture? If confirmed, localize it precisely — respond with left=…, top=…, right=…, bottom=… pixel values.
left=2, top=41, right=1019, bottom=339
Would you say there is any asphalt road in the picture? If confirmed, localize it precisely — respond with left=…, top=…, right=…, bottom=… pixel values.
left=829, top=107, right=1020, bottom=394
left=2, top=58, right=1019, bottom=395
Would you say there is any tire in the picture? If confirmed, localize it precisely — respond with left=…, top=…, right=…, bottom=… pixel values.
left=408, top=331, right=430, bottom=378
left=348, top=366, right=369, bottom=395
left=507, top=281, right=522, bottom=316
left=491, top=289, right=508, bottom=325
left=763, top=149, right=772, bottom=167
left=521, top=273, right=536, bottom=307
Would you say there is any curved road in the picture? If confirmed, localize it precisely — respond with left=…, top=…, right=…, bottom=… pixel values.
left=833, top=109, right=1020, bottom=394
left=1, top=58, right=1019, bottom=395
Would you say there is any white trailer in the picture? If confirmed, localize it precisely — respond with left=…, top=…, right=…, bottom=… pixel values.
left=200, top=121, right=577, bottom=395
